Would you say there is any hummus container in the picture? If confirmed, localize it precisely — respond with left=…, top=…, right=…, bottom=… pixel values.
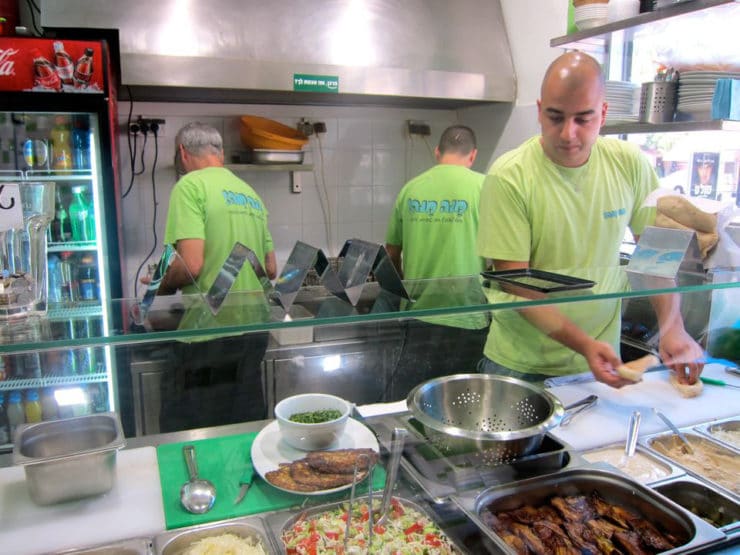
left=643, top=431, right=740, bottom=498
left=694, top=417, right=740, bottom=451
left=13, top=412, right=125, bottom=506
left=452, top=467, right=725, bottom=554
left=153, top=516, right=276, bottom=554
left=654, top=475, right=740, bottom=534
left=580, top=443, right=681, bottom=485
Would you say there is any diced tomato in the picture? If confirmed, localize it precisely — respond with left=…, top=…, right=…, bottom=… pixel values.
left=404, top=521, right=424, bottom=535
left=425, top=533, right=442, bottom=547
left=341, top=511, right=349, bottom=522
left=373, top=524, right=386, bottom=534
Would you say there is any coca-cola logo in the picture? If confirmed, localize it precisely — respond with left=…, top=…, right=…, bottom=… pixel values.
left=0, top=48, right=19, bottom=76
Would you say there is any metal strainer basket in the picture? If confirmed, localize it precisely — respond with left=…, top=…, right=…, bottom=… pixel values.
left=406, top=374, right=565, bottom=465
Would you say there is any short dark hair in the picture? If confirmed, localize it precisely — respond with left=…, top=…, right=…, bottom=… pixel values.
left=438, top=125, right=477, bottom=155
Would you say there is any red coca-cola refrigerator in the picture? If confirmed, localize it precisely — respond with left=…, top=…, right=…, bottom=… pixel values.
left=0, top=36, right=124, bottom=442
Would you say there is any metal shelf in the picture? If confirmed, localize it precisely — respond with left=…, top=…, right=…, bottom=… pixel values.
left=0, top=372, right=108, bottom=392
left=47, top=303, right=103, bottom=321
left=225, top=163, right=314, bottom=172
left=602, top=119, right=740, bottom=135
left=551, top=0, right=735, bottom=48
left=48, top=241, right=98, bottom=252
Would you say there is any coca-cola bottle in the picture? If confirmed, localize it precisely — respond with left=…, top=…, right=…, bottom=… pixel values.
left=73, top=48, right=94, bottom=89
left=30, top=48, right=62, bottom=91
left=53, top=41, right=74, bottom=87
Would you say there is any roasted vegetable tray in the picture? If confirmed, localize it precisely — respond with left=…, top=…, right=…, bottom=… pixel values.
left=452, top=467, right=725, bottom=555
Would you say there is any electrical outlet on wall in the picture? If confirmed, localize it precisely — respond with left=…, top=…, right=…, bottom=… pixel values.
left=291, top=173, right=302, bottom=194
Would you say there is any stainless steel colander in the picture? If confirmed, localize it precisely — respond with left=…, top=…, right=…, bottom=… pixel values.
left=406, top=374, right=565, bottom=465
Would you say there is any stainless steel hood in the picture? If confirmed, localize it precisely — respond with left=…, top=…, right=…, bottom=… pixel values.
left=40, top=0, right=516, bottom=107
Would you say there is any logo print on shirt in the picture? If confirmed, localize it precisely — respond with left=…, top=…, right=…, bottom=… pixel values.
left=603, top=207, right=626, bottom=219
left=407, top=198, right=469, bottom=216
left=222, top=190, right=263, bottom=211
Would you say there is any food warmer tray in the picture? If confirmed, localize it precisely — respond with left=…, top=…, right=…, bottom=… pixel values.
left=693, top=416, right=740, bottom=454
left=264, top=495, right=466, bottom=554
left=152, top=515, right=279, bottom=555
left=451, top=466, right=726, bottom=555
left=639, top=429, right=740, bottom=502
left=576, top=442, right=686, bottom=486
left=652, top=474, right=740, bottom=536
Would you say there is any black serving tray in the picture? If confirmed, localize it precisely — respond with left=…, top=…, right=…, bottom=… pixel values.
left=481, top=269, right=596, bottom=293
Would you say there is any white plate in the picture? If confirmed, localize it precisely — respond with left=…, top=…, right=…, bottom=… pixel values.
left=251, top=417, right=380, bottom=496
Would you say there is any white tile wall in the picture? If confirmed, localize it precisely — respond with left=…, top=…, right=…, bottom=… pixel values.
left=117, top=102, right=456, bottom=296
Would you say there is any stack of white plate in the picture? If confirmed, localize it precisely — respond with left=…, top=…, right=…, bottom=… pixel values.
left=677, top=70, right=740, bottom=120
left=574, top=3, right=610, bottom=30
left=605, top=80, right=640, bottom=124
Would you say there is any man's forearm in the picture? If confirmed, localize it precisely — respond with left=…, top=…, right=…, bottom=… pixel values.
left=159, top=259, right=196, bottom=294
left=649, top=292, right=683, bottom=333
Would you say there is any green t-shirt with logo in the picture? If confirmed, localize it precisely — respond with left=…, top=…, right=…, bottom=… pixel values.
left=477, top=136, right=658, bottom=375
left=386, top=164, right=488, bottom=329
left=164, top=166, right=274, bottom=333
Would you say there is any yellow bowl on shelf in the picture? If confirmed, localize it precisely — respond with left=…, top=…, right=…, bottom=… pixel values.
left=239, top=115, right=308, bottom=151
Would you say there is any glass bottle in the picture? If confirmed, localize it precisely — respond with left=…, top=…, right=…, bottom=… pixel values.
left=59, top=251, right=77, bottom=301
left=50, top=115, right=73, bottom=171
left=24, top=389, right=42, bottom=424
left=40, top=388, right=58, bottom=421
left=6, top=391, right=25, bottom=442
left=47, top=254, right=62, bottom=303
left=69, top=185, right=95, bottom=242
left=51, top=188, right=71, bottom=243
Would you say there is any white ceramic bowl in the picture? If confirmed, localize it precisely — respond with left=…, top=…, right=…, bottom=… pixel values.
left=274, top=393, right=351, bottom=450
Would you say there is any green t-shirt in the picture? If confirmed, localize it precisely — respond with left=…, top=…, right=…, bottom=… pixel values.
left=164, top=166, right=274, bottom=333
left=477, top=136, right=658, bottom=375
left=164, top=166, right=274, bottom=295
left=386, top=164, right=488, bottom=329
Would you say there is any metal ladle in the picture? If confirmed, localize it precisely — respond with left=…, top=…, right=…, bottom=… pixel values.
left=180, top=444, right=216, bottom=514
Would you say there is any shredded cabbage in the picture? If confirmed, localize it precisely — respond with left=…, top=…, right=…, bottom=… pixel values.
left=181, top=532, right=267, bottom=555
left=282, top=497, right=457, bottom=554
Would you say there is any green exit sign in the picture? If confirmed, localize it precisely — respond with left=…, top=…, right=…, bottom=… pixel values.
left=293, top=74, right=339, bottom=93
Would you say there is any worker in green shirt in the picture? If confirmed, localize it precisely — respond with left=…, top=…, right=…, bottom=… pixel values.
left=385, top=125, right=490, bottom=399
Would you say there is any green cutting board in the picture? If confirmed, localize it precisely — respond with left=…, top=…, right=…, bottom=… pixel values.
left=156, top=432, right=386, bottom=530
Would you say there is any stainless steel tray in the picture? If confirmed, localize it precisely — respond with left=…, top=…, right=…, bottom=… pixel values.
left=153, top=516, right=278, bottom=554
left=50, top=537, right=151, bottom=555
left=641, top=430, right=740, bottom=499
left=230, top=149, right=305, bottom=164
left=694, top=416, right=740, bottom=453
left=578, top=443, right=684, bottom=485
left=653, top=474, right=740, bottom=535
left=452, top=466, right=725, bottom=555
left=265, top=496, right=466, bottom=554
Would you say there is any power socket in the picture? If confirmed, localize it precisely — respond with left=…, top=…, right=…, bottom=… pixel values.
left=407, top=120, right=431, bottom=136
left=291, top=172, right=302, bottom=194
left=137, top=117, right=167, bottom=137
left=313, top=121, right=326, bottom=134
left=297, top=118, right=314, bottom=137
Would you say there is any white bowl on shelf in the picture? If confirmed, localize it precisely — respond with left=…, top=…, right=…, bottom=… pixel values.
left=574, top=3, right=609, bottom=29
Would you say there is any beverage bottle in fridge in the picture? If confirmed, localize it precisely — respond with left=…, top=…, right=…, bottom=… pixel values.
left=22, top=351, right=42, bottom=379
left=40, top=388, right=58, bottom=420
left=59, top=251, right=77, bottom=301
left=0, top=394, right=10, bottom=445
left=24, top=389, right=42, bottom=423
left=53, top=41, right=74, bottom=87
left=69, top=185, right=94, bottom=241
left=77, top=253, right=99, bottom=301
left=0, top=112, right=16, bottom=170
left=6, top=391, right=25, bottom=442
left=47, top=254, right=63, bottom=303
left=51, top=189, right=72, bottom=243
left=73, top=48, right=94, bottom=89
left=50, top=115, right=73, bottom=171
left=30, top=48, right=62, bottom=91
left=71, top=117, right=91, bottom=170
